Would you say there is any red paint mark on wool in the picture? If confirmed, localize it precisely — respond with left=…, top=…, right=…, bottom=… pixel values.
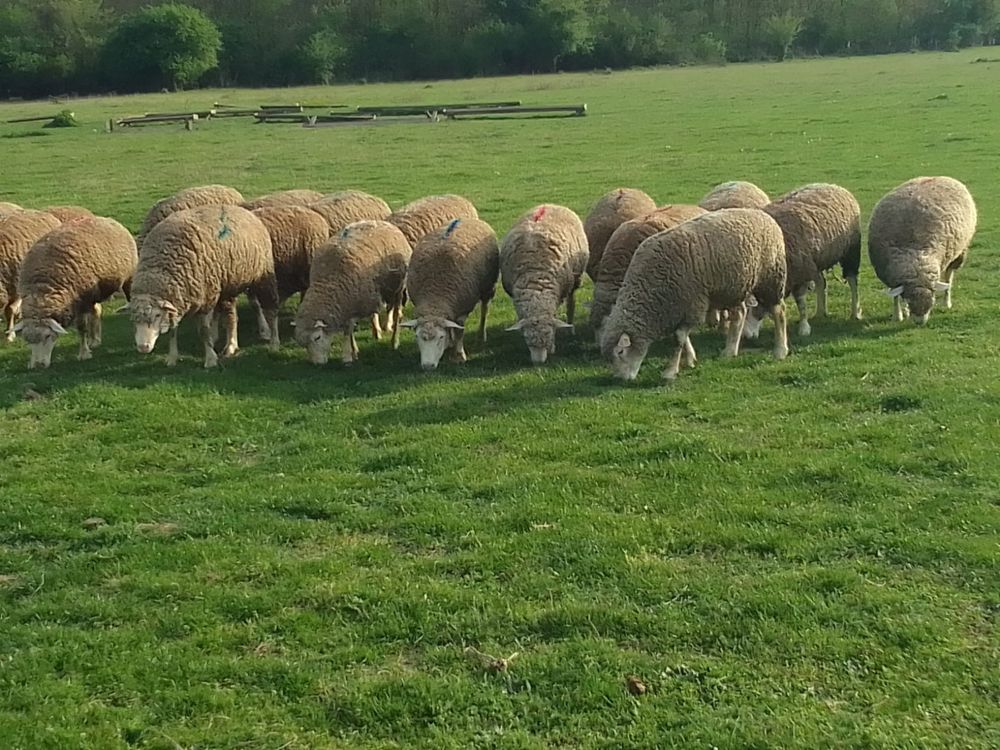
left=532, top=206, right=548, bottom=222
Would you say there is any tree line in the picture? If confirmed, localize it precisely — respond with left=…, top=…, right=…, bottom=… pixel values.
left=2, top=1, right=998, bottom=98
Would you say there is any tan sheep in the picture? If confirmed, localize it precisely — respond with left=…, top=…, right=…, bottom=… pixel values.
left=602, top=209, right=789, bottom=382
left=310, top=191, right=391, bottom=232
left=868, top=176, right=977, bottom=324
left=16, top=218, right=137, bottom=368
left=583, top=188, right=656, bottom=279
left=249, top=206, right=331, bottom=345
left=589, top=204, right=707, bottom=339
left=0, top=210, right=62, bottom=342
left=136, top=185, right=245, bottom=252
left=388, top=194, right=479, bottom=248
left=0, top=202, right=23, bottom=217
left=45, top=206, right=95, bottom=223
left=401, top=218, right=499, bottom=370
left=295, top=220, right=411, bottom=365
left=699, top=181, right=770, bottom=211
left=744, top=183, right=862, bottom=339
left=500, top=204, right=589, bottom=364
left=242, top=189, right=325, bottom=211
left=130, top=206, right=277, bottom=368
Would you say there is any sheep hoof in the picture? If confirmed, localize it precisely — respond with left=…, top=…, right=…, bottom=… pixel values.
left=221, top=345, right=239, bottom=359
left=204, top=352, right=219, bottom=369
left=773, top=346, right=789, bottom=361
left=3, top=332, right=14, bottom=344
left=166, top=356, right=179, bottom=367
left=79, top=350, right=93, bottom=361
left=852, top=310, right=863, bottom=321
left=798, top=322, right=812, bottom=337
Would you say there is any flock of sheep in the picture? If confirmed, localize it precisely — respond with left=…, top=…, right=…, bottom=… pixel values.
left=0, top=175, right=978, bottom=379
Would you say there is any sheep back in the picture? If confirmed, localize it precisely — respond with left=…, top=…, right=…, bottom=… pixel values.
left=252, top=206, right=331, bottom=301
left=137, top=184, right=245, bottom=251
left=242, top=189, right=325, bottom=211
left=19, top=217, right=137, bottom=324
left=389, top=194, right=479, bottom=248
left=0, top=202, right=22, bottom=218
left=764, top=183, right=862, bottom=288
left=868, top=176, right=977, bottom=289
left=298, top=220, right=411, bottom=330
left=590, top=204, right=707, bottom=331
left=700, top=181, right=770, bottom=211
left=584, top=188, right=656, bottom=277
left=602, top=208, right=786, bottom=355
left=132, top=205, right=274, bottom=313
left=45, top=206, right=95, bottom=223
left=0, top=210, right=62, bottom=307
left=500, top=204, right=588, bottom=321
left=311, top=191, right=391, bottom=233
left=407, top=218, right=499, bottom=320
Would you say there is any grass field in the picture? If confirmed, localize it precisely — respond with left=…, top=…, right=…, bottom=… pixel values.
left=1, top=50, right=998, bottom=750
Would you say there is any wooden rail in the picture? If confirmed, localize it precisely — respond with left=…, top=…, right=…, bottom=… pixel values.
left=442, top=104, right=586, bottom=119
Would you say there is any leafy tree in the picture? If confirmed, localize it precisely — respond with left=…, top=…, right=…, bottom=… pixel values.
left=102, top=3, right=221, bottom=91
left=765, top=13, right=804, bottom=61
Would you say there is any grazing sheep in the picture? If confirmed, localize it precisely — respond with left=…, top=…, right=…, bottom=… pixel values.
left=401, top=218, right=499, bottom=370
left=45, top=206, right=95, bottom=223
left=241, top=189, right=325, bottom=211
left=130, top=205, right=277, bottom=368
left=0, top=202, right=23, bottom=217
left=744, top=183, right=862, bottom=339
left=0, top=210, right=62, bottom=342
left=699, top=181, right=770, bottom=211
left=868, top=176, right=977, bottom=324
left=136, top=185, right=245, bottom=252
left=500, top=204, right=589, bottom=364
left=583, top=188, right=656, bottom=279
left=388, top=194, right=479, bottom=248
left=295, top=220, right=411, bottom=365
left=310, top=190, right=391, bottom=232
left=16, top=218, right=137, bottom=368
left=249, top=205, right=331, bottom=344
left=601, top=209, right=788, bottom=382
left=589, top=204, right=707, bottom=339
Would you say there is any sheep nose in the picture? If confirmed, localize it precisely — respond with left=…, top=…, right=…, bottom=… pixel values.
left=137, top=343, right=153, bottom=354
left=422, top=362, right=438, bottom=372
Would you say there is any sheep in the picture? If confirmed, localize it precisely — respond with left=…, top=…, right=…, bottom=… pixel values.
left=130, top=205, right=277, bottom=368
left=589, top=204, right=707, bottom=339
left=601, top=208, right=788, bottom=382
left=583, top=188, right=656, bottom=279
left=388, top=194, right=479, bottom=248
left=1, top=210, right=62, bottom=342
left=16, top=218, right=137, bottom=368
left=45, top=206, right=95, bottom=223
left=401, top=218, right=499, bottom=370
left=699, top=181, right=770, bottom=211
left=136, top=185, right=245, bottom=252
left=241, top=189, right=325, bottom=211
left=295, top=220, right=411, bottom=365
left=500, top=204, right=589, bottom=364
left=310, top=190, right=394, bottom=340
left=743, top=183, right=862, bottom=339
left=248, top=205, right=331, bottom=344
left=868, top=176, right=977, bottom=324
left=0, top=202, right=22, bottom=217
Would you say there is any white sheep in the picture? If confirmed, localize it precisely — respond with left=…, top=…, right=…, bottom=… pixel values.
left=130, top=205, right=277, bottom=368
left=1, top=210, right=62, bottom=342
left=699, top=181, right=770, bottom=211
left=401, top=218, right=499, bottom=370
left=389, top=194, right=479, bottom=248
left=16, top=217, right=137, bottom=368
left=295, top=220, right=411, bottom=365
left=500, top=204, right=588, bottom=364
left=744, top=183, right=862, bottom=339
left=136, top=185, right=244, bottom=252
left=868, top=176, right=977, bottom=324
left=601, top=209, right=789, bottom=382
left=583, top=188, right=656, bottom=279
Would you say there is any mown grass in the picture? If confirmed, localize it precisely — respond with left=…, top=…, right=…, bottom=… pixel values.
left=1, top=51, right=998, bottom=750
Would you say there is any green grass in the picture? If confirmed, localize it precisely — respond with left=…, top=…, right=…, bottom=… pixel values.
left=1, top=51, right=999, bottom=750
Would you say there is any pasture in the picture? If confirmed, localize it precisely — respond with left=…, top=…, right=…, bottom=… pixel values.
left=1, top=50, right=998, bottom=749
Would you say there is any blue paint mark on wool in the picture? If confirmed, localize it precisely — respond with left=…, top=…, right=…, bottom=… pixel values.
left=445, top=219, right=461, bottom=237
left=217, top=208, right=232, bottom=240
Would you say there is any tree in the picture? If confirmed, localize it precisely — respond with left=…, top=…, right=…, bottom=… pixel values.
left=764, top=12, right=804, bottom=61
left=102, top=3, right=221, bottom=91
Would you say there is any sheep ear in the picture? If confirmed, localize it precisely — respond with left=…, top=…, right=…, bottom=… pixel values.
left=554, top=320, right=574, bottom=330
left=933, top=280, right=951, bottom=292
left=161, top=301, right=179, bottom=314
left=885, top=286, right=905, bottom=298
left=400, top=320, right=419, bottom=329
left=618, top=334, right=632, bottom=348
left=313, top=320, right=328, bottom=330
left=506, top=320, right=526, bottom=332
left=444, top=320, right=464, bottom=330
left=45, top=318, right=68, bottom=335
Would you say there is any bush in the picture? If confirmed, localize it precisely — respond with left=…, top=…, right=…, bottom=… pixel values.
left=688, top=33, right=728, bottom=65
left=43, top=110, right=79, bottom=128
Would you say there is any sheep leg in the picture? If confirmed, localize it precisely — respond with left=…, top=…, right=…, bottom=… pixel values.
left=479, top=298, right=490, bottom=344
left=771, top=303, right=789, bottom=360
left=893, top=296, right=906, bottom=322
left=166, top=326, right=179, bottom=367
left=266, top=308, right=280, bottom=349
left=4, top=301, right=19, bottom=342
left=391, top=297, right=403, bottom=351
left=220, top=300, right=239, bottom=358
left=722, top=304, right=747, bottom=358
left=122, top=278, right=132, bottom=302
left=451, top=322, right=468, bottom=363
left=943, top=267, right=956, bottom=309
left=250, top=295, right=270, bottom=340
left=200, top=311, right=219, bottom=369
left=76, top=312, right=92, bottom=361
left=794, top=291, right=811, bottom=336
left=847, top=275, right=862, bottom=320
left=683, top=336, right=698, bottom=369
left=370, top=313, right=383, bottom=341
left=341, top=334, right=355, bottom=364
left=663, top=328, right=690, bottom=381
left=815, top=273, right=828, bottom=318
left=566, top=290, right=577, bottom=325
left=90, top=303, right=103, bottom=348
